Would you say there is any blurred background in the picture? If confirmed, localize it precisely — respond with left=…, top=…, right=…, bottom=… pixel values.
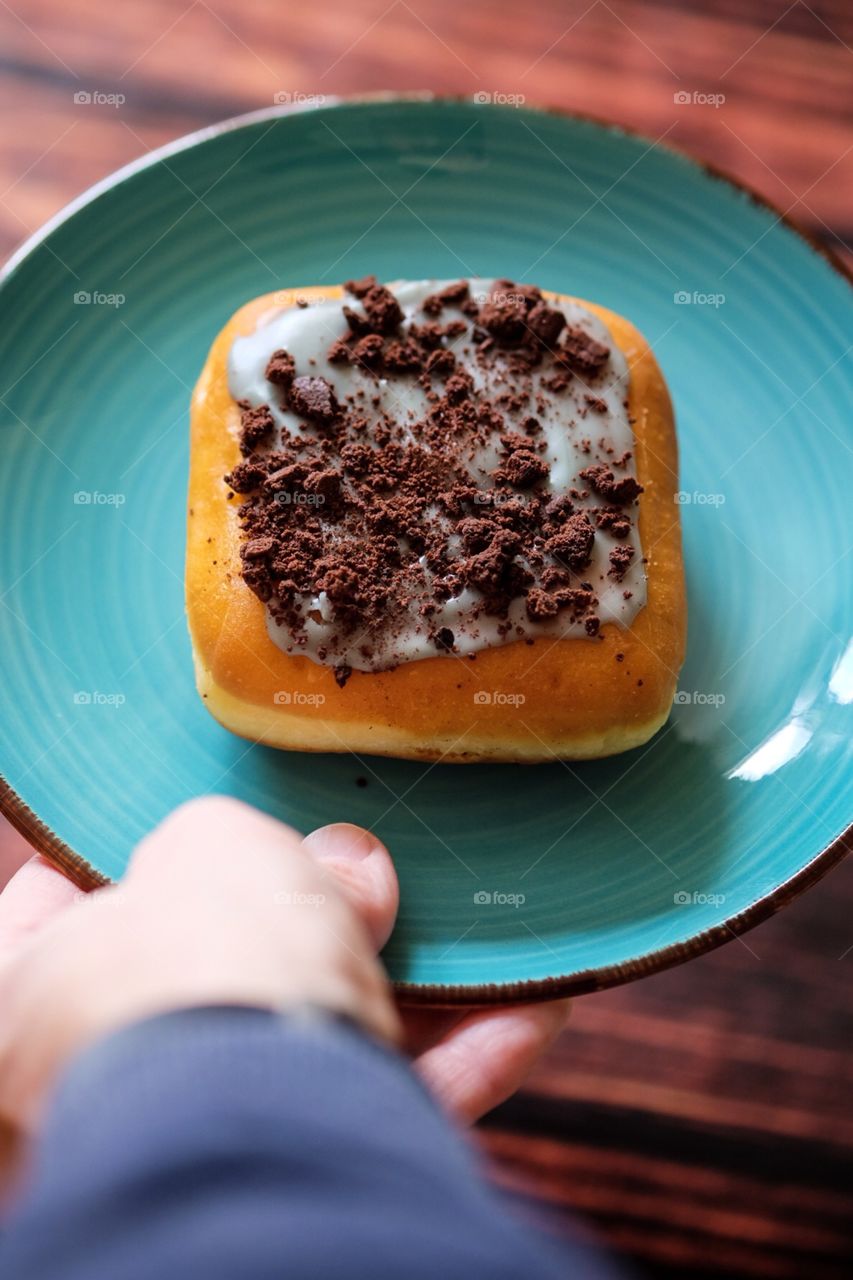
left=1, top=1, right=851, bottom=1276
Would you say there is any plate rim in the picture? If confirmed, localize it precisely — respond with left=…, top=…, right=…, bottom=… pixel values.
left=1, top=92, right=851, bottom=1004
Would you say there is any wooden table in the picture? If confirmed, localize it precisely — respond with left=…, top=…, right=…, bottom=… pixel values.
left=1, top=2, right=851, bottom=1275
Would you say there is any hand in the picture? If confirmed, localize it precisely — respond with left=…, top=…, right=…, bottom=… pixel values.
left=302, top=821, right=571, bottom=1125
left=0, top=799, right=569, bottom=1146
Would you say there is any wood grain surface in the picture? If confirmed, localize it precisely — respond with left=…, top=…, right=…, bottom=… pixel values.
left=1, top=2, right=851, bottom=1276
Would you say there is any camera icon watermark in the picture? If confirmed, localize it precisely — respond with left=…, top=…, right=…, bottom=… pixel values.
left=674, top=490, right=725, bottom=507
left=473, top=91, right=526, bottom=107
left=673, top=90, right=725, bottom=108
left=273, top=690, right=326, bottom=707
left=73, top=490, right=126, bottom=506
left=73, top=90, right=126, bottom=108
left=273, top=91, right=327, bottom=106
left=73, top=290, right=126, bottom=308
left=73, top=690, right=126, bottom=707
left=473, top=889, right=526, bottom=908
left=673, top=290, right=725, bottom=307
left=474, top=690, right=526, bottom=706
left=673, top=889, right=727, bottom=906
left=674, top=690, right=726, bottom=708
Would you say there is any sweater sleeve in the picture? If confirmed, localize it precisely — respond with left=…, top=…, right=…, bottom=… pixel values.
left=0, top=1006, right=618, bottom=1280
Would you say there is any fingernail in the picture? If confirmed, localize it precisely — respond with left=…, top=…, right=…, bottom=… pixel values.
left=303, top=823, right=382, bottom=863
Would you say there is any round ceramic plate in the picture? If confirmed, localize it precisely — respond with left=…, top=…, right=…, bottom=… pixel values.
left=1, top=96, right=851, bottom=1001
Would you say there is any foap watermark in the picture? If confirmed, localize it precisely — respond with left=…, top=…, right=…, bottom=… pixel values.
left=467, top=286, right=526, bottom=308
left=674, top=690, right=726, bottom=708
left=673, top=90, right=725, bottom=108
left=273, top=91, right=327, bottom=106
left=473, top=490, right=518, bottom=508
left=474, top=690, right=526, bottom=707
left=473, top=91, right=526, bottom=107
left=673, top=290, right=725, bottom=308
left=274, top=490, right=325, bottom=507
left=73, top=490, right=125, bottom=506
left=674, top=490, right=725, bottom=507
left=74, top=90, right=126, bottom=108
left=73, top=290, right=126, bottom=308
left=272, top=290, right=312, bottom=308
left=73, top=885, right=131, bottom=906
left=273, top=691, right=326, bottom=707
left=674, top=889, right=726, bottom=907
left=473, top=889, right=526, bottom=908
left=274, top=890, right=326, bottom=907
left=73, top=691, right=126, bottom=707
left=492, top=289, right=527, bottom=306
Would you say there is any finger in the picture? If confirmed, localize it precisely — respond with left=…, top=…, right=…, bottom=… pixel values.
left=302, top=823, right=399, bottom=952
left=414, top=1000, right=571, bottom=1125
left=0, top=856, right=81, bottom=966
left=128, top=795, right=309, bottom=897
left=131, top=800, right=401, bottom=1047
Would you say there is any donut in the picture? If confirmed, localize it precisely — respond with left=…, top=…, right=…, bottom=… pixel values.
left=186, top=278, right=685, bottom=761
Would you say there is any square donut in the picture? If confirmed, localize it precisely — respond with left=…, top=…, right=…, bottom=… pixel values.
left=186, top=278, right=685, bottom=761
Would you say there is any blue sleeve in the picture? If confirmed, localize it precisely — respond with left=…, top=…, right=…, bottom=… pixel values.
left=0, top=1006, right=619, bottom=1280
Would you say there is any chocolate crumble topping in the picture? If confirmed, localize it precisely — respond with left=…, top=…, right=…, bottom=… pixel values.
left=224, top=278, right=644, bottom=674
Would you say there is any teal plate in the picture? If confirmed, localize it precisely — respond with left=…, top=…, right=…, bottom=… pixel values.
left=1, top=96, right=851, bottom=1001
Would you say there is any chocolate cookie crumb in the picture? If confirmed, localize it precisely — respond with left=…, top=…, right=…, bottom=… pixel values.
left=608, top=545, right=635, bottom=581
left=480, top=297, right=527, bottom=345
left=546, top=513, right=595, bottom=571
left=344, top=275, right=377, bottom=298
left=498, top=449, right=550, bottom=488
left=242, top=536, right=275, bottom=560
left=352, top=333, right=384, bottom=367
left=362, top=284, right=403, bottom=334
left=425, top=348, right=456, bottom=379
left=527, top=302, right=566, bottom=347
left=289, top=376, right=340, bottom=424
left=239, top=404, right=275, bottom=454
left=581, top=464, right=643, bottom=505
left=559, top=327, right=610, bottom=375
left=265, top=350, right=296, bottom=387
left=526, top=587, right=559, bottom=622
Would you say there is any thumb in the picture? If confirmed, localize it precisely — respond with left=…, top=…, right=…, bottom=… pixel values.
left=302, top=824, right=399, bottom=952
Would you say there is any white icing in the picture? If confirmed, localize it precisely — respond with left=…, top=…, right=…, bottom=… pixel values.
left=228, top=279, right=646, bottom=672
